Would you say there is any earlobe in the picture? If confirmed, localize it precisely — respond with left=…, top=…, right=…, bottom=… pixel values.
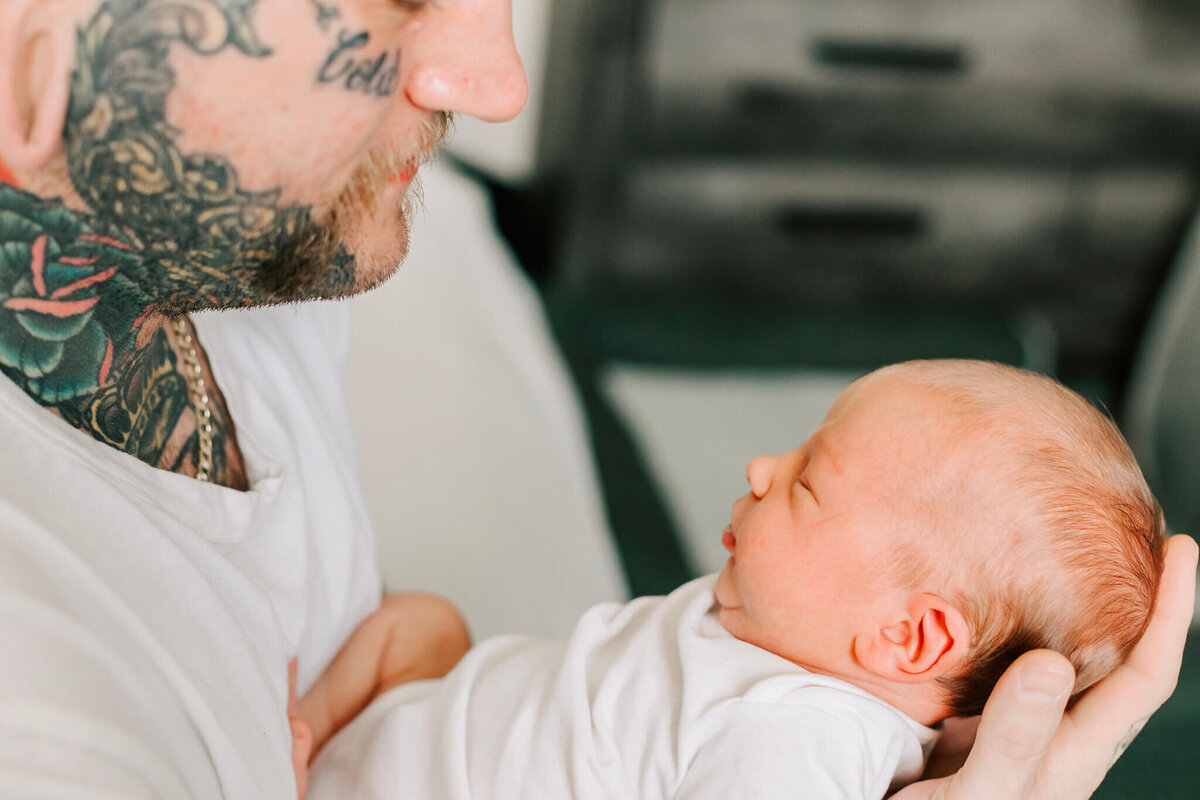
left=0, top=0, right=75, bottom=171
left=856, top=593, right=970, bottom=684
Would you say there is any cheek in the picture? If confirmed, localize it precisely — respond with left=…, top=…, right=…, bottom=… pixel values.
left=739, top=538, right=800, bottom=607
left=163, top=11, right=394, bottom=202
left=746, top=532, right=845, bottom=613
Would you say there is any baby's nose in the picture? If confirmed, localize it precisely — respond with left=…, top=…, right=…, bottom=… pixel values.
left=745, top=454, right=779, bottom=498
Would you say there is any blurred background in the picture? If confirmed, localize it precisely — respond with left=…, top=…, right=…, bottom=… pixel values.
left=347, top=2, right=1200, bottom=797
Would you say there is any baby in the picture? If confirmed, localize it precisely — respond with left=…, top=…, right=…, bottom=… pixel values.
left=295, top=359, right=1164, bottom=799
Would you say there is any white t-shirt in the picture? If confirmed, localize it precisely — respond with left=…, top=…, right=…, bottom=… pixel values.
left=0, top=303, right=380, bottom=798
left=308, top=576, right=937, bottom=800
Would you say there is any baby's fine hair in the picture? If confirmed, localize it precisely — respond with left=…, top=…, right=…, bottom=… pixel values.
left=874, top=360, right=1165, bottom=717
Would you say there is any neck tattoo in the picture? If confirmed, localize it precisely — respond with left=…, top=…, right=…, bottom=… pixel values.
left=0, top=0, right=352, bottom=488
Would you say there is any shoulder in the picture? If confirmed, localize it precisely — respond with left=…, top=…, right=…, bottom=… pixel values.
left=676, top=693, right=924, bottom=800
left=676, top=679, right=932, bottom=800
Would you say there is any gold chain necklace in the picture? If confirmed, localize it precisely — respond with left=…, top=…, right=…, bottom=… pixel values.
left=170, top=316, right=214, bottom=482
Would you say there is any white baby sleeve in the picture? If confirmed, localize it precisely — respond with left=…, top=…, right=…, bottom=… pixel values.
left=672, top=696, right=915, bottom=800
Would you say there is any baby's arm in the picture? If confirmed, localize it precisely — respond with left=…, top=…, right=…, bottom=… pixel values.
left=298, top=593, right=471, bottom=753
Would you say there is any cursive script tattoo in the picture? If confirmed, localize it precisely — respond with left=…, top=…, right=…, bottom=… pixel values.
left=0, top=0, right=358, bottom=487
left=317, top=30, right=401, bottom=97
left=1110, top=717, right=1149, bottom=766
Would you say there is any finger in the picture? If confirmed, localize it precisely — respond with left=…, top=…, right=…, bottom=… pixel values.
left=945, top=649, right=1075, bottom=798
left=1049, top=534, right=1198, bottom=792
left=894, top=535, right=1196, bottom=800
left=291, top=717, right=313, bottom=764
left=1119, top=534, right=1197, bottom=697
left=291, top=717, right=312, bottom=798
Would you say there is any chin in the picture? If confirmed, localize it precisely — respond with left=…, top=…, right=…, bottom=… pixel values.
left=715, top=561, right=739, bottom=605
left=336, top=208, right=413, bottom=296
left=347, top=232, right=411, bottom=295
left=716, top=606, right=749, bottom=642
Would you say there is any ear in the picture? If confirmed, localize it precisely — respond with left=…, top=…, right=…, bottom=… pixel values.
left=0, top=0, right=75, bottom=172
left=854, top=593, right=969, bottom=684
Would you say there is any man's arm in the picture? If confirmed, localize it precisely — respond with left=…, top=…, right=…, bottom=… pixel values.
left=893, top=533, right=1198, bottom=799
left=298, top=592, right=471, bottom=754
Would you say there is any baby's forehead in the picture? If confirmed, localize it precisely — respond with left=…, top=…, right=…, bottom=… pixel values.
left=852, top=373, right=1008, bottom=448
left=840, top=380, right=972, bottom=455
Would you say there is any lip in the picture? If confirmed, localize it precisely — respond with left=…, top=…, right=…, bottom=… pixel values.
left=389, top=161, right=419, bottom=186
left=722, top=525, right=736, bottom=553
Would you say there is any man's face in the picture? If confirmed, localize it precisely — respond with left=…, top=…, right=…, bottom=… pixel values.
left=714, top=375, right=953, bottom=672
left=49, top=0, right=527, bottom=308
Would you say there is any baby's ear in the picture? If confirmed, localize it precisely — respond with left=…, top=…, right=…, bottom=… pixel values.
left=0, top=0, right=75, bottom=171
left=854, top=593, right=969, bottom=684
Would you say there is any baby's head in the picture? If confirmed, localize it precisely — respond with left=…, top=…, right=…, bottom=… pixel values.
left=715, top=359, right=1164, bottom=723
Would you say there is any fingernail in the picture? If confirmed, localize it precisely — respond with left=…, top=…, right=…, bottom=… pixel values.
left=1017, top=666, right=1072, bottom=703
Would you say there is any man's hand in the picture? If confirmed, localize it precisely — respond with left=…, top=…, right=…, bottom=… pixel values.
left=893, top=533, right=1198, bottom=800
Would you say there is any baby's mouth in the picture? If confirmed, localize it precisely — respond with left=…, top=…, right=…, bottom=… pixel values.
left=722, top=525, right=736, bottom=553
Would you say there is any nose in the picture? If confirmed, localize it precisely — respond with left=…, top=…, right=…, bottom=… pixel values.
left=745, top=453, right=782, bottom=499
left=403, top=0, right=530, bottom=123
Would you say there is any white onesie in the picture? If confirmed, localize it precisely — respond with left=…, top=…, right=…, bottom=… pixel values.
left=308, top=575, right=937, bottom=800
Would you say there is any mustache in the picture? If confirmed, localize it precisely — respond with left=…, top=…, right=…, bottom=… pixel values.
left=256, top=111, right=454, bottom=302
left=337, top=111, right=454, bottom=217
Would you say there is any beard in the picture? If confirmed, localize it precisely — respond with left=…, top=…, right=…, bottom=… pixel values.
left=250, top=110, right=453, bottom=303
left=62, top=0, right=452, bottom=314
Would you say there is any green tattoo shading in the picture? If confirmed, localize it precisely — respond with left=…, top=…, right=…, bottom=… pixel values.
left=65, top=0, right=355, bottom=313
left=0, top=0, right=355, bottom=482
left=85, top=330, right=188, bottom=459
left=0, top=185, right=142, bottom=403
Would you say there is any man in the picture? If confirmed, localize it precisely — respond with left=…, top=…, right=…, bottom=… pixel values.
left=0, top=0, right=1193, bottom=797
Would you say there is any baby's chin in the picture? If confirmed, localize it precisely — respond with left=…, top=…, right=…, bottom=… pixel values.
left=715, top=604, right=739, bottom=634
left=714, top=560, right=739, bottom=608
left=717, top=607, right=776, bottom=659
left=714, top=569, right=745, bottom=635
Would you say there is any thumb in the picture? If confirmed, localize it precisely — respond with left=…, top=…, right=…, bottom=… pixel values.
left=949, top=649, right=1075, bottom=797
